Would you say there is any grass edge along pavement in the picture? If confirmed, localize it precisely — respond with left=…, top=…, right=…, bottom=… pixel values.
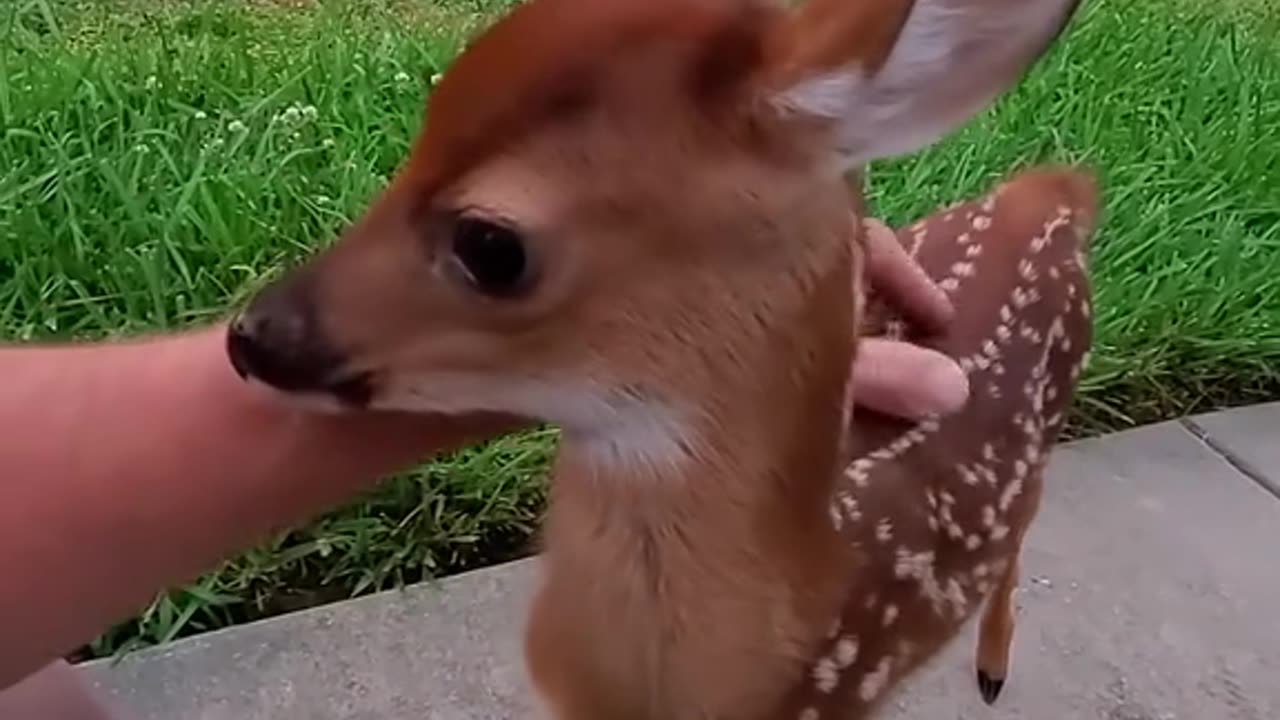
left=1, top=0, right=1277, bottom=662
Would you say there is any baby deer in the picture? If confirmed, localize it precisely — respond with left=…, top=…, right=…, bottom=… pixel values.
left=223, top=0, right=1094, bottom=718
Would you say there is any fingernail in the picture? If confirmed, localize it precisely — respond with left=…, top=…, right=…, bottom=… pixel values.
left=927, top=356, right=969, bottom=415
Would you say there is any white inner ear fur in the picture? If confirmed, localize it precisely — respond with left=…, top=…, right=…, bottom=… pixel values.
left=773, top=0, right=1078, bottom=168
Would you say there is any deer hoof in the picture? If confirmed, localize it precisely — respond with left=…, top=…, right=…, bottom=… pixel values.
left=976, top=669, right=1005, bottom=705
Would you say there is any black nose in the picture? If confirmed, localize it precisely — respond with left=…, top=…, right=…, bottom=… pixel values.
left=225, top=288, right=373, bottom=406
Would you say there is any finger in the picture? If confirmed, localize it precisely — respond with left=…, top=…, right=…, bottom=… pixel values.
left=861, top=218, right=954, bottom=335
left=851, top=339, right=969, bottom=420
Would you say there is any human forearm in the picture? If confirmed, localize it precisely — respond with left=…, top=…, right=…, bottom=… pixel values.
left=0, top=324, right=517, bottom=687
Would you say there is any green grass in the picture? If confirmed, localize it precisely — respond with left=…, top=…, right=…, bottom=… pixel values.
left=1, top=0, right=1277, bottom=660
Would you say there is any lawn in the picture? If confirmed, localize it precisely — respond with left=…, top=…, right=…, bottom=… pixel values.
left=2, top=0, right=1278, bottom=660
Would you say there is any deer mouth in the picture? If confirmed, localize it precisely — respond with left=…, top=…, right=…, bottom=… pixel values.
left=225, top=316, right=376, bottom=409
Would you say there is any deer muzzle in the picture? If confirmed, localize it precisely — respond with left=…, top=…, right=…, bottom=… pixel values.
left=225, top=274, right=375, bottom=408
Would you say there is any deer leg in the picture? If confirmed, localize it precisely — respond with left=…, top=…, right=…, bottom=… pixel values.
left=975, top=554, right=1020, bottom=704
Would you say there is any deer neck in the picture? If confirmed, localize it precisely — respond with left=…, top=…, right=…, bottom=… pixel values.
left=536, top=259, right=860, bottom=709
left=547, top=370, right=853, bottom=574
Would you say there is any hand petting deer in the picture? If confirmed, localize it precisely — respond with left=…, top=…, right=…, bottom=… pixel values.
left=225, top=0, right=1097, bottom=717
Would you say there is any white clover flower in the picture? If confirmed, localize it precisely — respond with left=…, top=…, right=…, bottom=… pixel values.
left=228, top=120, right=247, bottom=134
left=321, top=138, right=336, bottom=149
left=144, top=75, right=158, bottom=89
left=193, top=110, right=207, bottom=121
left=394, top=71, right=411, bottom=84
left=300, top=104, right=318, bottom=121
left=279, top=106, right=301, bottom=124
left=429, top=72, right=443, bottom=85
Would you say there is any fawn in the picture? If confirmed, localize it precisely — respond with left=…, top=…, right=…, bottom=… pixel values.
left=224, top=0, right=1096, bottom=717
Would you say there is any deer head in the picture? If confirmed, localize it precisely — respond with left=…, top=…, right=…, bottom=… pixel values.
left=226, top=0, right=1084, bottom=463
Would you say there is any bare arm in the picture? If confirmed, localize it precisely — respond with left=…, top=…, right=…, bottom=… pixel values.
left=0, top=324, right=519, bottom=687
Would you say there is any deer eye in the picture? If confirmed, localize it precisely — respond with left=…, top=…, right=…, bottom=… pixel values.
left=449, top=216, right=531, bottom=297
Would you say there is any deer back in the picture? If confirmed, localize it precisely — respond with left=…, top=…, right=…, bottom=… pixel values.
left=777, top=164, right=1098, bottom=719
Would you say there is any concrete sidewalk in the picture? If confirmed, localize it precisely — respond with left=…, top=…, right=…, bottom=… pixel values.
left=79, top=405, right=1280, bottom=720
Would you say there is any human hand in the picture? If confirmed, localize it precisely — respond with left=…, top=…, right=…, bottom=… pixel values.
left=849, top=218, right=969, bottom=421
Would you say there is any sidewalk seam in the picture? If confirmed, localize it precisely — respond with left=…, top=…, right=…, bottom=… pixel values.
left=1179, top=417, right=1280, bottom=502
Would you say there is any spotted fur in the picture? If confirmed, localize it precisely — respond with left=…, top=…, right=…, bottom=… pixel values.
left=782, top=165, right=1097, bottom=719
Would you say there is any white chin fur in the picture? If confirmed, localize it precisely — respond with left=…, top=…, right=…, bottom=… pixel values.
left=240, top=376, right=353, bottom=415
left=373, top=372, right=695, bottom=474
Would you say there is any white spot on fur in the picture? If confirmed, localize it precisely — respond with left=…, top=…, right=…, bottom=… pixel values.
left=966, top=534, right=983, bottom=550
left=858, top=657, right=893, bottom=702
left=836, top=636, right=860, bottom=667
left=1018, top=259, right=1038, bottom=282
left=882, top=604, right=899, bottom=626
left=876, top=518, right=894, bottom=543
left=799, top=708, right=820, bottom=720
left=978, top=464, right=999, bottom=486
left=971, top=215, right=992, bottom=231
left=991, top=524, right=1011, bottom=541
left=999, top=477, right=1024, bottom=513
left=1012, top=287, right=1033, bottom=309
left=910, top=228, right=928, bottom=255
left=945, top=577, right=968, bottom=617
left=839, top=493, right=863, bottom=523
left=813, top=656, right=840, bottom=693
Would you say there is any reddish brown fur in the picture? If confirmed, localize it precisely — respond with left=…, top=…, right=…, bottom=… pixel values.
left=406, top=0, right=782, bottom=194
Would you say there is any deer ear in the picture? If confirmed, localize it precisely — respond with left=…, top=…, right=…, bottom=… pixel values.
left=765, top=0, right=1084, bottom=168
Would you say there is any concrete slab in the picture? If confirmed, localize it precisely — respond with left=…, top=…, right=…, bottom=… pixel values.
left=80, top=419, right=1280, bottom=720
left=82, top=560, right=542, bottom=720
left=880, top=419, right=1280, bottom=720
left=1187, top=401, right=1280, bottom=500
